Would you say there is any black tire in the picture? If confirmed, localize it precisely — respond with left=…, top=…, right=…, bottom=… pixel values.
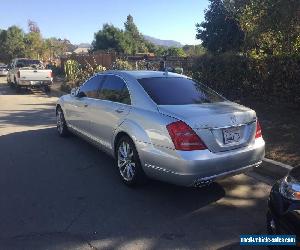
left=44, top=85, right=51, bottom=93
left=56, top=107, right=69, bottom=137
left=15, top=85, right=21, bottom=93
left=7, top=76, right=11, bottom=85
left=266, top=211, right=276, bottom=234
left=115, top=136, right=147, bottom=186
left=8, top=77, right=15, bottom=88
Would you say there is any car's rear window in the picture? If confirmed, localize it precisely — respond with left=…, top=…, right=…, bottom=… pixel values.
left=17, top=59, right=42, bottom=67
left=137, top=77, right=225, bottom=105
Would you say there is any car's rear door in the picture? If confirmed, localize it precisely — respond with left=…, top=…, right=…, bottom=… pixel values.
left=88, top=74, right=131, bottom=151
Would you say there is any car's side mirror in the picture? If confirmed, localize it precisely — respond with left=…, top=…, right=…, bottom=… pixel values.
left=70, top=88, right=77, bottom=97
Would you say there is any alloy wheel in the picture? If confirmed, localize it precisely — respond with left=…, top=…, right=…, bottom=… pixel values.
left=117, top=141, right=136, bottom=181
left=56, top=109, right=64, bottom=134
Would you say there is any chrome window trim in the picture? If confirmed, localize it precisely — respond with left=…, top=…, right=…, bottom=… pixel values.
left=208, top=120, right=256, bottom=130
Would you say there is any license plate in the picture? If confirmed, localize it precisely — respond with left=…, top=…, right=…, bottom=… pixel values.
left=223, top=127, right=241, bottom=144
left=30, top=81, right=42, bottom=85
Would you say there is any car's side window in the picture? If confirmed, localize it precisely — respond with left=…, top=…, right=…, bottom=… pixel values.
left=99, top=75, right=131, bottom=105
left=80, top=75, right=103, bottom=98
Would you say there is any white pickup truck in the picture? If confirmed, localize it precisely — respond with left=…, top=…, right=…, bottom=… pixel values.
left=7, top=58, right=53, bottom=92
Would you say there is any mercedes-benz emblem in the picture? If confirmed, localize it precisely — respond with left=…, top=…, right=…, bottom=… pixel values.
left=230, top=115, right=237, bottom=125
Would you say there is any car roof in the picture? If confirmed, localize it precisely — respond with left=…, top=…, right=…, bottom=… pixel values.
left=105, top=70, right=187, bottom=79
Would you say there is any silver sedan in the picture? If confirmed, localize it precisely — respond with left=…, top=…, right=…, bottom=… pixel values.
left=0, top=65, right=8, bottom=76
left=56, top=70, right=265, bottom=187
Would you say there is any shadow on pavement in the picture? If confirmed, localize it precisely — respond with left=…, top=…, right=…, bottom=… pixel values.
left=0, top=78, right=270, bottom=249
left=0, top=108, right=56, bottom=128
left=0, top=127, right=229, bottom=249
left=0, top=83, right=52, bottom=97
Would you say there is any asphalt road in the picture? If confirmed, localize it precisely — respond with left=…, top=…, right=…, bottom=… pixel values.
left=0, top=78, right=271, bottom=250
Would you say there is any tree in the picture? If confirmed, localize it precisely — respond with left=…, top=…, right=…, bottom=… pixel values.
left=0, top=26, right=25, bottom=63
left=165, top=47, right=186, bottom=57
left=24, top=20, right=44, bottom=59
left=92, top=15, right=151, bottom=55
left=182, top=44, right=206, bottom=56
left=0, top=21, right=75, bottom=63
left=123, top=15, right=149, bottom=54
left=124, top=15, right=140, bottom=41
left=28, top=19, right=40, bottom=33
left=227, top=0, right=300, bottom=56
left=92, top=24, right=127, bottom=53
left=44, top=38, right=75, bottom=59
left=24, top=31, right=44, bottom=59
left=153, top=46, right=167, bottom=56
left=0, top=29, right=8, bottom=62
left=196, top=0, right=244, bottom=54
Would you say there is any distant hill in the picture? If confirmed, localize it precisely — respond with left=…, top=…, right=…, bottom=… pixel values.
left=143, top=35, right=182, bottom=48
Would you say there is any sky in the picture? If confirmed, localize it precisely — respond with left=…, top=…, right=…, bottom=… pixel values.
left=0, top=0, right=209, bottom=45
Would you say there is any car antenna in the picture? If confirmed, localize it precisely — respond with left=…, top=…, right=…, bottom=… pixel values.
left=164, top=68, right=168, bottom=76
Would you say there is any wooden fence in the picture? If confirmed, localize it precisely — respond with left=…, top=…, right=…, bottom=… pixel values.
left=60, top=52, right=196, bottom=72
left=60, top=51, right=117, bottom=69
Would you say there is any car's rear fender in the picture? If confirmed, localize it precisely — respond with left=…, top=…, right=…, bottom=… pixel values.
left=112, top=109, right=177, bottom=158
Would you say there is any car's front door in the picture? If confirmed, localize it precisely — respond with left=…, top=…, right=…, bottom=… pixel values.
left=66, top=75, right=103, bottom=134
left=88, top=74, right=131, bottom=151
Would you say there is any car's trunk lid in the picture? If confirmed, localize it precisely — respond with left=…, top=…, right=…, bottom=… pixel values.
left=158, top=101, right=257, bottom=153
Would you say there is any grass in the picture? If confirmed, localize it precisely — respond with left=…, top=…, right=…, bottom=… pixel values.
left=240, top=99, right=300, bottom=167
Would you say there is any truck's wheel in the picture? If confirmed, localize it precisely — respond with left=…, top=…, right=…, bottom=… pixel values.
left=14, top=78, right=19, bottom=90
left=15, top=85, right=21, bottom=93
left=44, top=86, right=51, bottom=93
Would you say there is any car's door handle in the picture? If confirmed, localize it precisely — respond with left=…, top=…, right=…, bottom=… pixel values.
left=115, top=108, right=125, bottom=113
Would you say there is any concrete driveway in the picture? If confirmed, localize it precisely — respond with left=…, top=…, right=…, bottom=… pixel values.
left=0, top=78, right=270, bottom=250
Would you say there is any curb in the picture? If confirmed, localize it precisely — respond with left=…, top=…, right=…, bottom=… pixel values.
left=253, top=157, right=293, bottom=181
left=263, top=158, right=293, bottom=170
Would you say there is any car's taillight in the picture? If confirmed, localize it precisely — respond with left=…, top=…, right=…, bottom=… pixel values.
left=17, top=71, right=20, bottom=78
left=49, top=71, right=53, bottom=78
left=255, top=120, right=262, bottom=138
left=166, top=121, right=207, bottom=151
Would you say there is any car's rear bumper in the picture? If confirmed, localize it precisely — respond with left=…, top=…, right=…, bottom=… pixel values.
left=18, top=80, right=52, bottom=86
left=138, top=137, right=265, bottom=186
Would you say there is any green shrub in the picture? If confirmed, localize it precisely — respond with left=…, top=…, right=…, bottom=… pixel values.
left=192, top=54, right=300, bottom=104
left=64, top=60, right=80, bottom=82
left=60, top=83, right=72, bottom=93
left=75, top=62, right=106, bottom=85
left=113, top=59, right=133, bottom=70
left=63, top=58, right=106, bottom=86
